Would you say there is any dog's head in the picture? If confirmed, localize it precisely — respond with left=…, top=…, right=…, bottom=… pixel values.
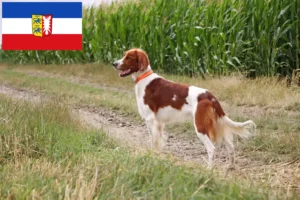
left=112, top=48, right=149, bottom=77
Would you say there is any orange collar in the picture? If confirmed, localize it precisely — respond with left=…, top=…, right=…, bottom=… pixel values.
left=135, top=70, right=153, bottom=84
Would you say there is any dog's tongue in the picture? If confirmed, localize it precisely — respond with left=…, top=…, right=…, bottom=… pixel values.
left=120, top=69, right=131, bottom=76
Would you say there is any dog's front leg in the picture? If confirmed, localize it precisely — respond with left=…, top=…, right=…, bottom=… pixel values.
left=146, top=120, right=155, bottom=149
left=146, top=119, right=164, bottom=151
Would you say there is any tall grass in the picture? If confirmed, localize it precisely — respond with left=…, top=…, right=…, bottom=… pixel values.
left=1, top=0, right=300, bottom=77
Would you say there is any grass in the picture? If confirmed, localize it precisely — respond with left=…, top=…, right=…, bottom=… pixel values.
left=1, top=64, right=300, bottom=164
left=0, top=69, right=138, bottom=118
left=11, top=63, right=300, bottom=108
left=0, top=95, right=271, bottom=199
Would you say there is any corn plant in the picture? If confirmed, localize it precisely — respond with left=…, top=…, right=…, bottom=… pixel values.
left=1, top=0, right=299, bottom=77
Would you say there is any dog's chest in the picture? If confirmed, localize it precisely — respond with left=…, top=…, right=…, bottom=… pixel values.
left=135, top=86, right=148, bottom=119
left=134, top=77, right=157, bottom=119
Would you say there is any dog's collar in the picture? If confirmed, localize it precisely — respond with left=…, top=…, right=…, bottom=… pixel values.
left=135, top=70, right=153, bottom=84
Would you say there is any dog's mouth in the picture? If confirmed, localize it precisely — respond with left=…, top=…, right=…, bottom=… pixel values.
left=119, top=68, right=132, bottom=77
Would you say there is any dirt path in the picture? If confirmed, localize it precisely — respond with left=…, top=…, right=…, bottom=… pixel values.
left=0, top=84, right=299, bottom=197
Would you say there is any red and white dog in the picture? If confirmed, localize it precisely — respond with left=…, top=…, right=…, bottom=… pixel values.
left=113, top=48, right=256, bottom=169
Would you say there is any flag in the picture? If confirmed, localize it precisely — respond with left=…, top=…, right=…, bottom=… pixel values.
left=2, top=2, right=82, bottom=50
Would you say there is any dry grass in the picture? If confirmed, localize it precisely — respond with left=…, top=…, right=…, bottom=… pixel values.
left=12, top=63, right=300, bottom=109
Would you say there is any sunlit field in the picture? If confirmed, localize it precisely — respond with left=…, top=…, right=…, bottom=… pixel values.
left=0, top=0, right=300, bottom=199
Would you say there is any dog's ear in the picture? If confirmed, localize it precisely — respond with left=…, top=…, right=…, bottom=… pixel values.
left=137, top=50, right=149, bottom=71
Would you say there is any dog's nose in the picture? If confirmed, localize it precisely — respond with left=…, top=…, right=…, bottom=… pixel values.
left=112, top=61, right=118, bottom=67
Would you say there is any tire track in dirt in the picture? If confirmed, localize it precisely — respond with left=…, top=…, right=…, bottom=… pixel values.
left=0, top=82, right=299, bottom=196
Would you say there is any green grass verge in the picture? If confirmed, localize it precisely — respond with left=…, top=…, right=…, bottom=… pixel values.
left=0, top=95, right=270, bottom=199
left=0, top=69, right=138, bottom=117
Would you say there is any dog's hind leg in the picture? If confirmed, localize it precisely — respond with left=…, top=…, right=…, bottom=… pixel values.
left=196, top=132, right=215, bottom=168
left=193, top=99, right=217, bottom=168
left=223, top=131, right=235, bottom=170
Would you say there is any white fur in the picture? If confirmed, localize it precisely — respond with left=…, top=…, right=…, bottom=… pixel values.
left=196, top=133, right=215, bottom=168
left=114, top=58, right=124, bottom=68
left=172, top=95, right=177, bottom=101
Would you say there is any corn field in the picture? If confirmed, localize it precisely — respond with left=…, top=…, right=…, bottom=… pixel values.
left=1, top=0, right=299, bottom=77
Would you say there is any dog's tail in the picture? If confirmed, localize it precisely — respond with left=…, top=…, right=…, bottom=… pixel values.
left=212, top=96, right=255, bottom=141
left=219, top=116, right=256, bottom=139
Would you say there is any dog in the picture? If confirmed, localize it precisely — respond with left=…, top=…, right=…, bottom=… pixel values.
left=112, top=48, right=256, bottom=169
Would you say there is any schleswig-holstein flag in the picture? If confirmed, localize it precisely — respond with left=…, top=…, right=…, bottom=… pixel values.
left=2, top=2, right=82, bottom=50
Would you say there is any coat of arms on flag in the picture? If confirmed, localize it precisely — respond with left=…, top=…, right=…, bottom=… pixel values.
left=2, top=2, right=82, bottom=50
left=32, top=14, right=53, bottom=37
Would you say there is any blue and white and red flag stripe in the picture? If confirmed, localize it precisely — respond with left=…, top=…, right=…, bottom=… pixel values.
left=2, top=2, right=82, bottom=50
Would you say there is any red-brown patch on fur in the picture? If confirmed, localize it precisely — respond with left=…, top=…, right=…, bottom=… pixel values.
left=195, top=99, right=217, bottom=141
left=119, top=48, right=149, bottom=73
left=197, top=91, right=225, bottom=117
left=144, top=78, right=189, bottom=113
left=195, top=91, right=226, bottom=141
